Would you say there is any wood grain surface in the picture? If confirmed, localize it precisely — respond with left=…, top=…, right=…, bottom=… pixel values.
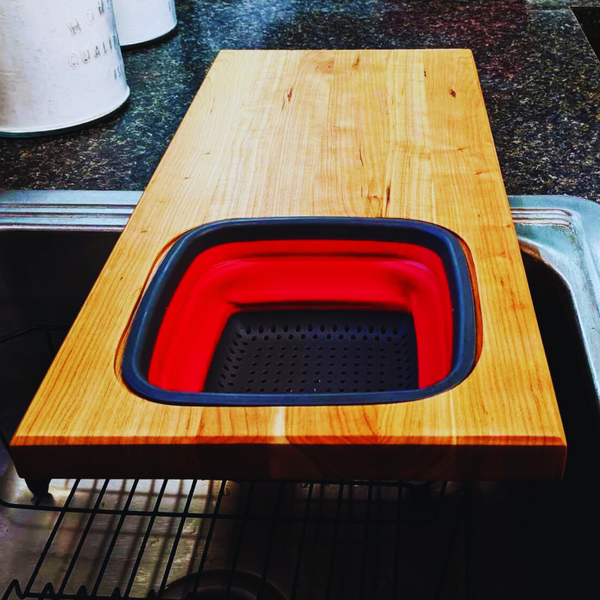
left=11, top=50, right=566, bottom=481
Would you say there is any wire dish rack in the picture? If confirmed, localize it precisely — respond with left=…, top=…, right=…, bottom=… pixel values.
left=0, top=326, right=469, bottom=600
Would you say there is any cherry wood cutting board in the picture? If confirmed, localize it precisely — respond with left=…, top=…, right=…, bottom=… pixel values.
left=11, top=50, right=566, bottom=481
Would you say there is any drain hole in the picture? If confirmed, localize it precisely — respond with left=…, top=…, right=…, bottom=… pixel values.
left=164, top=571, right=288, bottom=600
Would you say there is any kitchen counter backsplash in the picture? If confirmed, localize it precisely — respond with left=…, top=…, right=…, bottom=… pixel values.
left=1, top=0, right=599, bottom=200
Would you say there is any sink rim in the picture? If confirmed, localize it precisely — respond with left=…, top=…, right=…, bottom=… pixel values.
left=0, top=190, right=597, bottom=407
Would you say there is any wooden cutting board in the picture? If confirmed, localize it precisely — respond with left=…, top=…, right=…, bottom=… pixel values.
left=11, top=50, right=566, bottom=481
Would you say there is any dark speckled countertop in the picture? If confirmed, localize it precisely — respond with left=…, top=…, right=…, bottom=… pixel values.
left=1, top=0, right=600, bottom=199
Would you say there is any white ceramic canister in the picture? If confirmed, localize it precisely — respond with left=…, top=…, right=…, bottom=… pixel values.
left=0, top=0, right=129, bottom=136
left=112, top=0, right=177, bottom=47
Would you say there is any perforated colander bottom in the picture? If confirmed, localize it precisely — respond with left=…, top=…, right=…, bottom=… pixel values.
left=204, top=310, right=418, bottom=395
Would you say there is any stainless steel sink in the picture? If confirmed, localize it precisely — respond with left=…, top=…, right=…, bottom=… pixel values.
left=1, top=192, right=600, bottom=600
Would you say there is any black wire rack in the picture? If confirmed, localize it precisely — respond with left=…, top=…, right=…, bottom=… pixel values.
left=0, top=327, right=469, bottom=600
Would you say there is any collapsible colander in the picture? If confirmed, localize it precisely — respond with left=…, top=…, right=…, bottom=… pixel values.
left=122, top=218, right=477, bottom=406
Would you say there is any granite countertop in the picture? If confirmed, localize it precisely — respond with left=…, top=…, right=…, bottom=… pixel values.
left=1, top=0, right=599, bottom=199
